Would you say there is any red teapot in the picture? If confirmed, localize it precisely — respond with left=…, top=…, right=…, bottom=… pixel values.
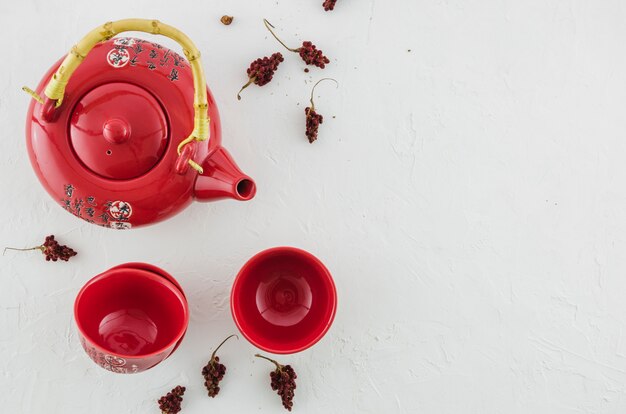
left=24, top=19, right=255, bottom=229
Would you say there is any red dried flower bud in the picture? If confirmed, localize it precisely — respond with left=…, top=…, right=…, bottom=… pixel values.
left=323, top=0, right=337, bottom=11
left=202, top=356, right=226, bottom=397
left=256, top=354, right=297, bottom=411
left=264, top=19, right=330, bottom=69
left=247, top=53, right=284, bottom=86
left=303, top=78, right=338, bottom=143
left=238, top=53, right=285, bottom=100
left=202, top=335, right=237, bottom=398
left=43, top=235, right=77, bottom=262
left=158, top=385, right=186, bottom=414
left=4, top=235, right=77, bottom=262
left=299, top=41, right=330, bottom=69
left=305, top=107, right=323, bottom=143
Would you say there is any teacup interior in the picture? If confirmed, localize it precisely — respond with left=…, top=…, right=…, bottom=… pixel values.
left=233, top=249, right=336, bottom=353
left=76, top=270, right=186, bottom=356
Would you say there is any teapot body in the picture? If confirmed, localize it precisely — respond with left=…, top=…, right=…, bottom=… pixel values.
left=26, top=38, right=223, bottom=229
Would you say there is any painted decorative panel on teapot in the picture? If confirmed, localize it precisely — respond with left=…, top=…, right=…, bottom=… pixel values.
left=25, top=21, right=255, bottom=229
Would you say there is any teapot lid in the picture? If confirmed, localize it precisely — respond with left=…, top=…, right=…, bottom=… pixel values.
left=70, top=82, right=169, bottom=180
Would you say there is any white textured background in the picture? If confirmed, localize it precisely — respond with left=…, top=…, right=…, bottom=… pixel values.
left=2, top=0, right=626, bottom=413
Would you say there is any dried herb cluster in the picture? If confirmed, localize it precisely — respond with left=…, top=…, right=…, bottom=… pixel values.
left=157, top=336, right=298, bottom=412
left=305, top=78, right=338, bottom=143
left=257, top=354, right=298, bottom=411
left=238, top=19, right=339, bottom=143
left=4, top=235, right=77, bottom=262
left=298, top=41, right=330, bottom=68
left=158, top=386, right=186, bottom=414
left=305, top=107, right=324, bottom=143
left=262, top=19, right=331, bottom=69
left=323, top=0, right=338, bottom=11
left=202, top=334, right=237, bottom=397
left=238, top=19, right=331, bottom=100
left=238, top=53, right=285, bottom=100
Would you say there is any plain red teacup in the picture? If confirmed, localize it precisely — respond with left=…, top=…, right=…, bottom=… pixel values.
left=231, top=247, right=337, bottom=354
left=74, top=265, right=189, bottom=373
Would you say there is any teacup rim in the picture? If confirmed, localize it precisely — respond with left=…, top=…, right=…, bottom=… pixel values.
left=109, top=262, right=186, bottom=299
left=74, top=267, right=189, bottom=359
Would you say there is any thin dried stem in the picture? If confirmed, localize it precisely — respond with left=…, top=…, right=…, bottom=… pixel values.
left=255, top=353, right=283, bottom=370
left=263, top=19, right=299, bottom=53
left=4, top=246, right=44, bottom=256
left=309, top=78, right=338, bottom=111
left=237, top=77, right=256, bottom=100
left=211, top=334, right=238, bottom=361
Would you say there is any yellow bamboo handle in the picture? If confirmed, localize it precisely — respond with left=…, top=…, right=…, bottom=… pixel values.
left=43, top=19, right=210, bottom=172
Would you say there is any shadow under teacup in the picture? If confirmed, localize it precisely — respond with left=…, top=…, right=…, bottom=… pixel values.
left=231, top=247, right=337, bottom=354
left=74, top=267, right=189, bottom=373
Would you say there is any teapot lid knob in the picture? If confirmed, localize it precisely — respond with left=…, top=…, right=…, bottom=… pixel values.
left=103, top=119, right=131, bottom=144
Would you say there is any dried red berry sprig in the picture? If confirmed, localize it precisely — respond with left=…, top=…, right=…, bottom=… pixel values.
left=202, top=334, right=238, bottom=397
left=323, top=0, right=337, bottom=11
left=264, top=19, right=330, bottom=69
left=238, top=52, right=285, bottom=100
left=305, top=107, right=323, bottom=143
left=305, top=78, right=338, bottom=143
left=4, top=235, right=77, bottom=262
left=158, top=386, right=186, bottom=414
left=255, top=354, right=297, bottom=411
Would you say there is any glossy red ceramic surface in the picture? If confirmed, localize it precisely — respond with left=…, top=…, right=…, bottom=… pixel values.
left=69, top=82, right=169, bottom=180
left=109, top=262, right=186, bottom=298
left=108, top=263, right=187, bottom=356
left=26, top=37, right=255, bottom=229
left=231, top=247, right=337, bottom=354
left=74, top=267, right=189, bottom=373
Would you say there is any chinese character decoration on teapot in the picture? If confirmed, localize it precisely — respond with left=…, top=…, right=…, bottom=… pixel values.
left=24, top=19, right=256, bottom=229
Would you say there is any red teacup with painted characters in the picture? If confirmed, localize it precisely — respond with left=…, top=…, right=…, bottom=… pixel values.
left=74, top=265, right=188, bottom=373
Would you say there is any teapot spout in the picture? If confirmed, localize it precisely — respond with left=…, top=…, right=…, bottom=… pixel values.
left=193, top=146, right=256, bottom=202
